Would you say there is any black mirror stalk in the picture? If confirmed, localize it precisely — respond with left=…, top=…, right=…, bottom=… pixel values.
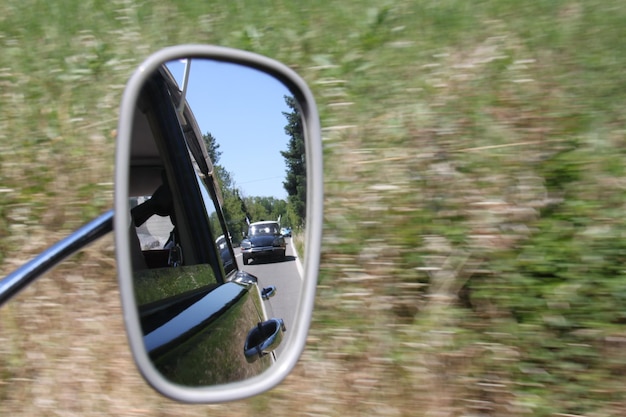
left=0, top=210, right=114, bottom=307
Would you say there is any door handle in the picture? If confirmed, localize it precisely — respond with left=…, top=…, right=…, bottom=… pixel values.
left=243, top=318, right=286, bottom=363
left=261, top=285, right=277, bottom=300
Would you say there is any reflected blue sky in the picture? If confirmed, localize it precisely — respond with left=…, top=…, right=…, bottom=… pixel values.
left=167, top=60, right=291, bottom=199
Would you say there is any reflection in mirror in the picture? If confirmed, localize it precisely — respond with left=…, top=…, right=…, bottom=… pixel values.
left=127, top=59, right=306, bottom=387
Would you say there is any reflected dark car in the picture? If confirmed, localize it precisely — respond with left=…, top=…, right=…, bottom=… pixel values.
left=216, top=234, right=235, bottom=271
left=241, top=221, right=286, bottom=265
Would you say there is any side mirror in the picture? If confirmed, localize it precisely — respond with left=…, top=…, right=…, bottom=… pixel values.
left=114, top=45, right=322, bottom=403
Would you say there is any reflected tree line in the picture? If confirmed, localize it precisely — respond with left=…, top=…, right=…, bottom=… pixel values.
left=204, top=96, right=305, bottom=245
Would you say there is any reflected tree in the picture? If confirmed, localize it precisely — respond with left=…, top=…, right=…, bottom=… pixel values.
left=203, top=132, right=222, bottom=165
left=281, top=96, right=306, bottom=226
left=203, top=131, right=247, bottom=243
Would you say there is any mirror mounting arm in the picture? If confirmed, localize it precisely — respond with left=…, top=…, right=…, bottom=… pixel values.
left=176, top=59, right=191, bottom=118
left=0, top=210, right=114, bottom=307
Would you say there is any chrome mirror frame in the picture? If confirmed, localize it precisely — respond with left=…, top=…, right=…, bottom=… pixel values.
left=114, top=45, right=322, bottom=403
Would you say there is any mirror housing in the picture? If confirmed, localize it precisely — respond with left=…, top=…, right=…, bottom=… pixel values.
left=114, top=45, right=322, bottom=403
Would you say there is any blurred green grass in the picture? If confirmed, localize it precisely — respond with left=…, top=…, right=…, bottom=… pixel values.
left=1, top=0, right=626, bottom=416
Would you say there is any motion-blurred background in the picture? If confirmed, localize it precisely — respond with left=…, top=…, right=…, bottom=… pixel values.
left=1, top=1, right=625, bottom=415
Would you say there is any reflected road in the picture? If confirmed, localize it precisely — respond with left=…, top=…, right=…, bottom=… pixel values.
left=234, top=237, right=303, bottom=358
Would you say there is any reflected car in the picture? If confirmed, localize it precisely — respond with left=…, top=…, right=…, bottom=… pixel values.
left=280, top=227, right=292, bottom=237
left=241, top=221, right=286, bottom=265
left=216, top=234, right=235, bottom=271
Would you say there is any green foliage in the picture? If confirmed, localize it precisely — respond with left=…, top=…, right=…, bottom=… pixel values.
left=3, top=0, right=626, bottom=415
left=133, top=264, right=218, bottom=306
left=243, top=196, right=287, bottom=225
left=203, top=130, right=294, bottom=241
left=466, top=191, right=626, bottom=414
left=203, top=131, right=222, bottom=165
left=281, top=96, right=306, bottom=226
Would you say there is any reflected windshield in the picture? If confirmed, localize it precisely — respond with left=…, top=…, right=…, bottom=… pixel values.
left=249, top=223, right=280, bottom=236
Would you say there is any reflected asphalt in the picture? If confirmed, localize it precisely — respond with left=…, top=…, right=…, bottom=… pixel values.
left=234, top=238, right=303, bottom=358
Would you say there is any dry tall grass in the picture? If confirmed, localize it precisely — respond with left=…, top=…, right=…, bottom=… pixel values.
left=2, top=1, right=626, bottom=416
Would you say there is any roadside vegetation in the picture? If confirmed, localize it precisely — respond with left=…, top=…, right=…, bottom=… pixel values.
left=1, top=1, right=625, bottom=416
left=204, top=94, right=304, bottom=243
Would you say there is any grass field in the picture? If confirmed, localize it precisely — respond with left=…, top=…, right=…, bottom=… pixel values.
left=2, top=1, right=626, bottom=415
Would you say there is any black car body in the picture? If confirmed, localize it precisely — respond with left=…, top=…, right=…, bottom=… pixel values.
left=241, top=221, right=287, bottom=265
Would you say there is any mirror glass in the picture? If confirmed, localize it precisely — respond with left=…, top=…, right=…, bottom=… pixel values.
left=127, top=58, right=305, bottom=387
